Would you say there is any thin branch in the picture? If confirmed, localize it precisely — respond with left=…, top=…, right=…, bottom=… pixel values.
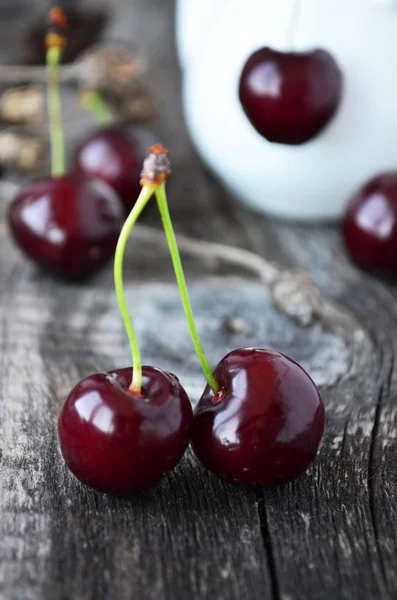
left=134, top=223, right=278, bottom=283
left=0, top=43, right=144, bottom=96
left=0, top=181, right=354, bottom=331
left=132, top=225, right=361, bottom=333
left=133, top=224, right=327, bottom=327
left=0, top=64, right=79, bottom=85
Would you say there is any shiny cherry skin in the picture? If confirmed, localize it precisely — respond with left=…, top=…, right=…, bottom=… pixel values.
left=343, top=172, right=397, bottom=278
left=73, top=127, right=144, bottom=212
left=58, top=366, right=193, bottom=494
left=8, top=173, right=124, bottom=280
left=239, top=47, right=343, bottom=145
left=191, top=348, right=325, bottom=487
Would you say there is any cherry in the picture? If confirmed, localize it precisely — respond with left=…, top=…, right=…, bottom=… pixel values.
left=191, top=348, right=325, bottom=487
left=343, top=172, right=397, bottom=277
left=8, top=174, right=124, bottom=280
left=73, top=126, right=145, bottom=212
left=238, top=47, right=343, bottom=145
left=7, top=10, right=125, bottom=281
left=58, top=366, right=193, bottom=494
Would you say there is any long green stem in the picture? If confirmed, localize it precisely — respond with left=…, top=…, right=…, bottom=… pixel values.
left=80, top=90, right=115, bottom=126
left=155, top=184, right=219, bottom=395
left=114, top=186, right=155, bottom=394
left=46, top=46, right=65, bottom=178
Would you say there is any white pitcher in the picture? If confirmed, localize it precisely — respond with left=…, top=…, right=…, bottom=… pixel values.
left=176, top=0, right=397, bottom=220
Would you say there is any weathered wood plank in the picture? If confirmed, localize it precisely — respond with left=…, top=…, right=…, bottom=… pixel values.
left=1, top=1, right=397, bottom=600
left=0, top=221, right=276, bottom=600
left=253, top=225, right=397, bottom=600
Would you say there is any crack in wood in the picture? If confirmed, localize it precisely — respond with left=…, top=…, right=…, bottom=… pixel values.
left=368, top=366, right=394, bottom=589
left=256, top=491, right=281, bottom=600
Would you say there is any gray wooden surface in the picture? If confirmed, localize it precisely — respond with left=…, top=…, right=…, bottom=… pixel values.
left=1, top=1, right=397, bottom=599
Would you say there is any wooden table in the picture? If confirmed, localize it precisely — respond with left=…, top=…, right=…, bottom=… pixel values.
left=1, top=1, right=396, bottom=599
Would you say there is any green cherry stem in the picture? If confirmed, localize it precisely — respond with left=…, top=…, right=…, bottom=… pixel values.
left=80, top=89, right=115, bottom=126
left=114, top=185, right=155, bottom=394
left=155, top=184, right=220, bottom=395
left=46, top=46, right=65, bottom=178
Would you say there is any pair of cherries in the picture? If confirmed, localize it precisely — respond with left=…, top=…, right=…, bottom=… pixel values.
left=57, top=145, right=325, bottom=495
left=9, top=126, right=143, bottom=280
left=58, top=349, right=325, bottom=495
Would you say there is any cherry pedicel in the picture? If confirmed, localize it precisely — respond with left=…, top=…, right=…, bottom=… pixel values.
left=239, top=47, right=343, bottom=145
left=8, top=9, right=124, bottom=280
left=58, top=145, right=192, bottom=494
left=191, top=349, right=325, bottom=487
left=74, top=91, right=144, bottom=212
left=343, top=172, right=397, bottom=278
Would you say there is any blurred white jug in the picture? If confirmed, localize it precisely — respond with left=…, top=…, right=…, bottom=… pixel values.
left=176, top=0, right=397, bottom=220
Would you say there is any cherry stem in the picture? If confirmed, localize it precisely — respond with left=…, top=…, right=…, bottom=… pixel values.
left=288, top=0, right=304, bottom=50
left=155, top=184, right=220, bottom=395
left=80, top=90, right=115, bottom=126
left=114, top=185, right=155, bottom=394
left=46, top=46, right=65, bottom=178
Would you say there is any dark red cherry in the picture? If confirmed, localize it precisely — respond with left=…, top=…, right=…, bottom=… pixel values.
left=239, top=47, right=343, bottom=145
left=8, top=173, right=124, bottom=280
left=73, top=127, right=144, bottom=211
left=191, top=348, right=324, bottom=487
left=58, top=366, right=193, bottom=494
left=342, top=172, right=397, bottom=278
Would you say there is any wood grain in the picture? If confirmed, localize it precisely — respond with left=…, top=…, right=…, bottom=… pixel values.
left=0, top=1, right=397, bottom=599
